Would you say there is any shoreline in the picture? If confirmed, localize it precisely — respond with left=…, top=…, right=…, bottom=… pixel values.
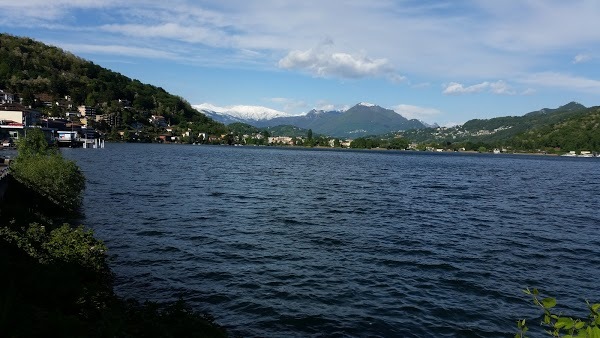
left=97, top=141, right=600, bottom=157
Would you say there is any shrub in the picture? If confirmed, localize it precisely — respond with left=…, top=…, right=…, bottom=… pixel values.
left=10, top=128, right=86, bottom=210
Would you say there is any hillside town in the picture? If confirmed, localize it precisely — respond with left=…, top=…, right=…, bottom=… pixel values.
left=1, top=89, right=105, bottom=148
left=0, top=89, right=358, bottom=149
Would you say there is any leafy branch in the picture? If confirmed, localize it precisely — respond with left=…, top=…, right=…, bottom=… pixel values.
left=516, top=288, right=600, bottom=338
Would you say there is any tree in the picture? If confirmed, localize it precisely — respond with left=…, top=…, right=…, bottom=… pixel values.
left=17, top=128, right=52, bottom=157
left=387, top=137, right=409, bottom=150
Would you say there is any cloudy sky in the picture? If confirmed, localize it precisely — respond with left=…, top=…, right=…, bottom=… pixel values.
left=1, top=0, right=600, bottom=125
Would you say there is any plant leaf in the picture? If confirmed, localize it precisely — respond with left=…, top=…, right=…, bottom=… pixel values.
left=542, top=297, right=557, bottom=309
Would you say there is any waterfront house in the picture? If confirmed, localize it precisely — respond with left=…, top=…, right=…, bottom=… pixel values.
left=0, top=120, right=22, bottom=143
left=0, top=104, right=41, bottom=126
left=341, top=140, right=353, bottom=148
left=268, top=136, right=294, bottom=145
left=0, top=90, right=14, bottom=104
left=158, top=134, right=171, bottom=142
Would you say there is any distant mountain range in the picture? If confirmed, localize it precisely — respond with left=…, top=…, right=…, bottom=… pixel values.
left=194, top=102, right=428, bottom=138
left=193, top=103, right=290, bottom=124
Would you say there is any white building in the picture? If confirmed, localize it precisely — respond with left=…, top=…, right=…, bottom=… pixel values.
left=268, top=136, right=294, bottom=145
left=0, top=106, right=40, bottom=126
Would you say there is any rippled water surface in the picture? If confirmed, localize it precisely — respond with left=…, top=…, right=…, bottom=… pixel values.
left=64, top=143, right=600, bottom=337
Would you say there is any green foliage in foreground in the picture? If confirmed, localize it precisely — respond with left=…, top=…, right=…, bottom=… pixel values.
left=516, top=288, right=600, bottom=338
left=0, top=221, right=228, bottom=337
left=10, top=128, right=86, bottom=210
left=0, top=222, right=108, bottom=272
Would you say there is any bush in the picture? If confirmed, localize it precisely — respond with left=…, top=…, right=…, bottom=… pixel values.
left=0, top=221, right=227, bottom=337
left=10, top=128, right=86, bottom=210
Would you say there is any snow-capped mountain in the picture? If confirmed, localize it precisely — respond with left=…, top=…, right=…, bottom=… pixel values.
left=195, top=102, right=428, bottom=137
left=193, top=103, right=292, bottom=122
left=357, top=102, right=376, bottom=107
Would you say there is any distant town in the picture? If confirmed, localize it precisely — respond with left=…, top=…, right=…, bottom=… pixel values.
left=0, top=88, right=371, bottom=150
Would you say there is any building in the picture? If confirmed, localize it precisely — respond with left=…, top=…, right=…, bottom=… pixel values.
left=149, top=115, right=168, bottom=128
left=78, top=105, right=96, bottom=126
left=118, top=99, right=131, bottom=107
left=56, top=95, right=74, bottom=110
left=0, top=105, right=41, bottom=126
left=0, top=120, right=23, bottom=143
left=78, top=105, right=96, bottom=118
left=93, top=112, right=121, bottom=128
left=268, top=136, right=294, bottom=145
left=34, top=93, right=54, bottom=107
left=0, top=90, right=14, bottom=104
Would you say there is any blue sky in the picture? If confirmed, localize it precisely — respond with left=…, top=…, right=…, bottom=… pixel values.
left=1, top=0, right=600, bottom=125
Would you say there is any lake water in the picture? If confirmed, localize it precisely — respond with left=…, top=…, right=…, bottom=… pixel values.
left=63, top=143, right=600, bottom=337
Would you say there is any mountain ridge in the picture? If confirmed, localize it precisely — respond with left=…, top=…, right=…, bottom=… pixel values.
left=197, top=102, right=427, bottom=138
left=401, top=101, right=596, bottom=149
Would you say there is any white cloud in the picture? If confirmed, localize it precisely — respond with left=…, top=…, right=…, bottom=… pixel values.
left=443, top=80, right=516, bottom=95
left=573, top=53, right=592, bottom=64
left=442, top=82, right=490, bottom=95
left=411, top=82, right=431, bottom=89
left=278, top=41, right=399, bottom=80
left=393, top=104, right=442, bottom=122
left=266, top=97, right=307, bottom=113
left=311, top=100, right=349, bottom=112
left=443, top=121, right=462, bottom=128
left=4, top=0, right=600, bottom=101
left=521, top=88, right=537, bottom=96
left=315, top=104, right=336, bottom=111
left=518, top=72, right=600, bottom=94
left=489, top=80, right=516, bottom=95
left=99, top=23, right=230, bottom=47
left=56, top=43, right=180, bottom=60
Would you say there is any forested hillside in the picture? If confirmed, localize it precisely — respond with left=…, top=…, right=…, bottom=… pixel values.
left=0, top=33, right=226, bottom=134
left=400, top=102, right=599, bottom=152
left=509, top=106, right=600, bottom=151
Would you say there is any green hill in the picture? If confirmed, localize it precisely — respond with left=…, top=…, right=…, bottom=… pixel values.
left=460, top=101, right=587, bottom=142
left=316, top=103, right=425, bottom=138
left=509, top=106, right=600, bottom=152
left=401, top=102, right=598, bottom=152
left=0, top=33, right=226, bottom=134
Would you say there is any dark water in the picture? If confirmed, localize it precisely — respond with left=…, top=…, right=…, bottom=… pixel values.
left=63, top=143, right=600, bottom=337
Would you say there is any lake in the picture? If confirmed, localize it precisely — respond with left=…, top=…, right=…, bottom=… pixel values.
left=63, top=143, right=600, bottom=337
